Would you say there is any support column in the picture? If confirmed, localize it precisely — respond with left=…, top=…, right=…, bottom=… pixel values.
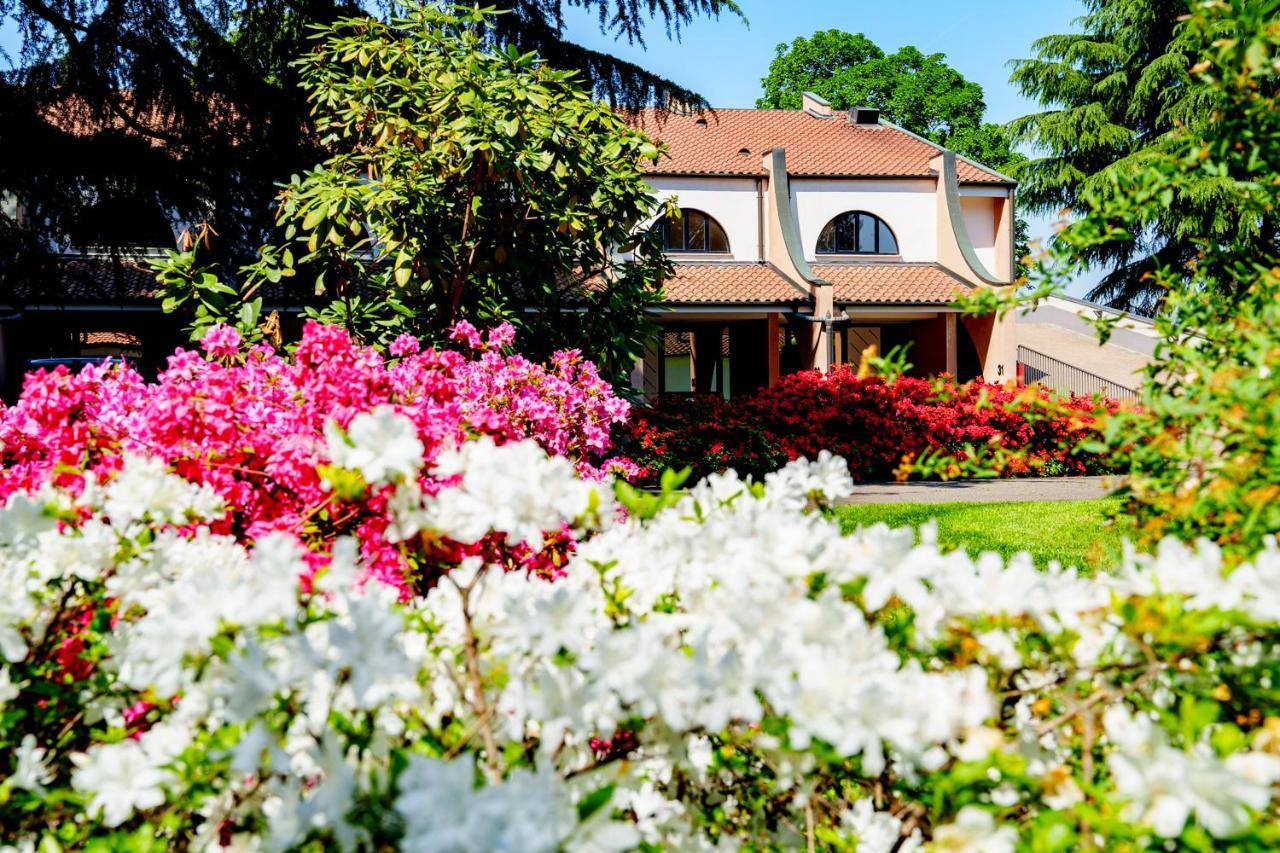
left=692, top=326, right=721, bottom=394
left=945, top=313, right=958, bottom=377
left=766, top=312, right=781, bottom=387
left=812, top=284, right=835, bottom=373
left=640, top=333, right=661, bottom=400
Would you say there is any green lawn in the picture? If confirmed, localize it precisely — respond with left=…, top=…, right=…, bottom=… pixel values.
left=834, top=498, right=1128, bottom=570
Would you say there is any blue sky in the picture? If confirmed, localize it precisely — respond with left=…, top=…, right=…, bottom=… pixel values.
left=557, top=0, right=1085, bottom=124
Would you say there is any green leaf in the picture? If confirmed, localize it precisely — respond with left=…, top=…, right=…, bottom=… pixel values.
left=576, top=783, right=615, bottom=821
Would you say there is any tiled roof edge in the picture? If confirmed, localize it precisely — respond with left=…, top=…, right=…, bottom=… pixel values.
left=879, top=118, right=1018, bottom=185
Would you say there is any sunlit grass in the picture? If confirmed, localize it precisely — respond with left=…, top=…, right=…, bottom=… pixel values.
left=834, top=497, right=1129, bottom=571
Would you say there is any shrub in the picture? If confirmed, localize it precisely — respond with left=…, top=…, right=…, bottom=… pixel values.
left=0, top=320, right=633, bottom=596
left=1026, top=1, right=1280, bottom=560
left=3, top=430, right=1280, bottom=849
left=622, top=367, right=1119, bottom=485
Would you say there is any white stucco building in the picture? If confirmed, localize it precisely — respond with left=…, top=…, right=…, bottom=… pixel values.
left=630, top=93, right=1019, bottom=398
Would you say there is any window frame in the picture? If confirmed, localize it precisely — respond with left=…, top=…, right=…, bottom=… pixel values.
left=815, top=210, right=900, bottom=256
left=660, top=208, right=731, bottom=254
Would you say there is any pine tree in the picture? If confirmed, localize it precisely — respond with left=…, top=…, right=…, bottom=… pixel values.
left=1007, top=0, right=1264, bottom=313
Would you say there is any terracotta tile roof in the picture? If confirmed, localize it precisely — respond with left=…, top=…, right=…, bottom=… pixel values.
left=79, top=330, right=144, bottom=347
left=9, top=256, right=164, bottom=304
left=815, top=262, right=974, bottom=305
left=9, top=255, right=304, bottom=307
left=628, top=109, right=1009, bottom=184
left=661, top=263, right=809, bottom=305
left=663, top=329, right=729, bottom=356
left=39, top=93, right=249, bottom=149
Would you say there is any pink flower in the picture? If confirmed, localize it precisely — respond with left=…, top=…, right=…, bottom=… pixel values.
left=389, top=334, right=421, bottom=358
left=448, top=321, right=484, bottom=351
left=485, top=323, right=516, bottom=350
left=0, top=320, right=635, bottom=601
left=200, top=325, right=243, bottom=359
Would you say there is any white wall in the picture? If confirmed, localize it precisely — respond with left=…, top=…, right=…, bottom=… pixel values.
left=647, top=176, right=761, bottom=262
left=790, top=178, right=936, bottom=262
left=959, top=195, right=997, bottom=274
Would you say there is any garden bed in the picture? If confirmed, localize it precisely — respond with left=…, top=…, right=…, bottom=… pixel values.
left=621, top=367, right=1121, bottom=486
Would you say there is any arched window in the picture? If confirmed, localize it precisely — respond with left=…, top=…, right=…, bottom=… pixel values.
left=816, top=211, right=899, bottom=255
left=660, top=209, right=730, bottom=253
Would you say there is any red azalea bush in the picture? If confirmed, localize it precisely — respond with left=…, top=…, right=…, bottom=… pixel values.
left=621, top=367, right=1121, bottom=485
left=0, top=320, right=633, bottom=596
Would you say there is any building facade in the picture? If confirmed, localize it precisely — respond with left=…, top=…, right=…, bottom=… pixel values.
left=631, top=94, right=1019, bottom=399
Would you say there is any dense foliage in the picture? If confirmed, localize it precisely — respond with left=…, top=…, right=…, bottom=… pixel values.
left=621, top=368, right=1118, bottom=485
left=1006, top=0, right=1275, bottom=312
left=1039, top=0, right=1280, bottom=558
left=0, top=320, right=632, bottom=598
left=755, top=30, right=1026, bottom=176
left=158, top=6, right=671, bottom=385
left=4, top=403, right=1280, bottom=848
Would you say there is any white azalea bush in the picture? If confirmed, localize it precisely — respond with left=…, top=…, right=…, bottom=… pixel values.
left=2, top=414, right=1280, bottom=850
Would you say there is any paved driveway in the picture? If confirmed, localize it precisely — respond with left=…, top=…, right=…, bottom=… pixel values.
left=838, top=476, right=1120, bottom=505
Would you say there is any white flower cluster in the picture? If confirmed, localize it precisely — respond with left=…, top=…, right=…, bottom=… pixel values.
left=395, top=755, right=638, bottom=852
left=1104, top=706, right=1280, bottom=838
left=4, top=423, right=1280, bottom=849
left=422, top=436, right=608, bottom=547
left=324, top=406, right=424, bottom=484
left=481, top=462, right=992, bottom=779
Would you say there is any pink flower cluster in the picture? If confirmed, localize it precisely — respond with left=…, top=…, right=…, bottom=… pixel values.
left=0, top=321, right=632, bottom=595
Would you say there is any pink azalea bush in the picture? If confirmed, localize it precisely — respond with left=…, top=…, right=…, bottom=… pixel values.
left=0, top=320, right=631, bottom=595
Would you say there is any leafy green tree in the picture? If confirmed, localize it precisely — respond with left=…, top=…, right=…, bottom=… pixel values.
left=1006, top=0, right=1267, bottom=313
left=199, top=6, right=670, bottom=386
left=757, top=29, right=1027, bottom=273
left=954, top=0, right=1280, bottom=556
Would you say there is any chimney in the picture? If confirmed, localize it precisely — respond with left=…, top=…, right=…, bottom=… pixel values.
left=802, top=91, right=833, bottom=119
left=850, top=107, right=881, bottom=126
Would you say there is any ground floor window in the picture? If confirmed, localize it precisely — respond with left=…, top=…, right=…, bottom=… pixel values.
left=660, top=329, right=730, bottom=399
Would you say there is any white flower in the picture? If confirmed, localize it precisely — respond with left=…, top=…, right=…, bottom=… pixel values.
left=0, top=492, right=56, bottom=548
left=763, top=450, right=855, bottom=510
left=325, top=406, right=423, bottom=484
left=0, top=559, right=37, bottom=662
left=1104, top=705, right=1278, bottom=838
left=103, top=454, right=224, bottom=530
left=0, top=666, right=23, bottom=708
left=11, top=735, right=53, bottom=791
left=423, top=437, right=606, bottom=548
left=71, top=740, right=171, bottom=827
left=110, top=531, right=300, bottom=697
left=396, top=756, right=577, bottom=852
left=841, top=798, right=921, bottom=852
left=315, top=586, right=421, bottom=710
left=929, top=806, right=1017, bottom=852
left=976, top=630, right=1022, bottom=671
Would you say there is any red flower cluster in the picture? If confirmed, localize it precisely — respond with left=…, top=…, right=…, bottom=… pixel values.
left=621, top=367, right=1120, bottom=485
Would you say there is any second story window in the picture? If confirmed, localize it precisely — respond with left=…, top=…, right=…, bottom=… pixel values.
left=816, top=211, right=899, bottom=255
left=661, top=209, right=730, bottom=254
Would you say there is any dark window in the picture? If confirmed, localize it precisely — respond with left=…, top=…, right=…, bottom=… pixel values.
left=661, top=209, right=730, bottom=253
left=70, top=196, right=175, bottom=250
left=816, top=211, right=899, bottom=255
